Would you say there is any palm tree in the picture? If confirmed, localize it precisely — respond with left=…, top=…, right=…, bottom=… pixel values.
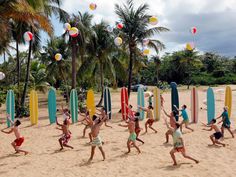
left=115, top=0, right=169, bottom=96
left=151, top=55, right=161, bottom=85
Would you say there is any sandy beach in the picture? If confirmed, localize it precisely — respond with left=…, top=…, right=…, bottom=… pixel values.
left=0, top=85, right=236, bottom=177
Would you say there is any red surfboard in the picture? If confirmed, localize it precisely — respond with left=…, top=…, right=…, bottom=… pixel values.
left=191, top=87, right=198, bottom=123
left=121, top=87, right=129, bottom=120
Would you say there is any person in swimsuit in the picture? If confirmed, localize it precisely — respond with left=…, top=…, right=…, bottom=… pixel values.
left=119, top=118, right=141, bottom=154
left=215, top=107, right=234, bottom=138
left=162, top=107, right=177, bottom=143
left=79, top=110, right=93, bottom=142
left=174, top=105, right=194, bottom=132
left=134, top=112, right=144, bottom=144
left=96, top=107, right=112, bottom=128
left=56, top=117, right=73, bottom=151
left=1, top=115, right=28, bottom=155
left=202, top=119, right=226, bottom=147
left=163, top=117, right=199, bottom=166
left=88, top=115, right=106, bottom=162
left=138, top=105, right=157, bottom=133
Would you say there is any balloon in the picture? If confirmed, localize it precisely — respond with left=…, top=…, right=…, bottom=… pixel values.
left=114, top=37, right=123, bottom=46
left=143, top=39, right=149, bottom=46
left=149, top=16, right=158, bottom=25
left=106, top=26, right=113, bottom=33
left=191, top=27, right=197, bottom=34
left=143, top=48, right=150, bottom=55
left=23, top=31, right=33, bottom=42
left=55, top=53, right=62, bottom=61
left=64, top=23, right=71, bottom=31
left=117, top=23, right=123, bottom=29
left=186, top=43, right=194, bottom=51
left=89, top=3, right=97, bottom=10
left=69, top=27, right=79, bottom=37
left=0, top=72, right=5, bottom=80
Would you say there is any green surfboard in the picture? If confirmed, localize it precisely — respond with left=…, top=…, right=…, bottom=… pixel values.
left=104, top=87, right=111, bottom=119
left=6, top=90, right=15, bottom=127
left=48, top=87, right=57, bottom=124
left=137, top=87, right=145, bottom=120
left=70, top=89, right=78, bottom=123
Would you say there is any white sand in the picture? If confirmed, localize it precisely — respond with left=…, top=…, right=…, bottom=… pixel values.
left=0, top=85, right=236, bottom=177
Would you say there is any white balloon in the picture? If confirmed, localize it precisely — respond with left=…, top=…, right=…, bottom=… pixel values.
left=0, top=72, right=5, bottom=80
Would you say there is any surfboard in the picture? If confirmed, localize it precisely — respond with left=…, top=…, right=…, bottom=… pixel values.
left=86, top=89, right=96, bottom=117
left=6, top=90, right=15, bottom=127
left=121, top=87, right=129, bottom=120
left=104, top=87, right=112, bottom=119
left=153, top=87, right=161, bottom=121
left=170, top=82, right=179, bottom=121
left=48, top=87, right=57, bottom=124
left=207, top=87, right=215, bottom=124
left=225, top=86, right=232, bottom=118
left=137, top=87, right=145, bottom=120
left=191, top=87, right=199, bottom=123
left=29, top=90, right=38, bottom=125
left=70, top=89, right=78, bottom=124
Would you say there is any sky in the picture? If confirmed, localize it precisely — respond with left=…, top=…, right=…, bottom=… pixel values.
left=1, top=0, right=236, bottom=63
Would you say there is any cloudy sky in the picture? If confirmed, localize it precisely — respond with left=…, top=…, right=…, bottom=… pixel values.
left=52, top=0, right=236, bottom=57
left=1, top=0, right=236, bottom=63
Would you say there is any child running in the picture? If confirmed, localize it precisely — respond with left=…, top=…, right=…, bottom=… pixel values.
left=96, top=107, right=112, bottom=128
left=162, top=107, right=177, bottom=143
left=78, top=110, right=94, bottom=142
left=174, top=105, right=194, bottom=132
left=134, top=112, right=144, bottom=144
left=163, top=117, right=199, bottom=166
left=202, top=119, right=226, bottom=147
left=56, top=117, right=73, bottom=151
left=119, top=119, right=141, bottom=154
left=88, top=115, right=106, bottom=162
left=138, top=105, right=157, bottom=133
left=215, top=107, right=234, bottom=138
left=1, top=115, right=28, bottom=155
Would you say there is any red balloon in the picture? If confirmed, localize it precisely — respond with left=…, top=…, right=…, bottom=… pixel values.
left=117, top=23, right=123, bottom=29
left=191, top=27, right=197, bottom=34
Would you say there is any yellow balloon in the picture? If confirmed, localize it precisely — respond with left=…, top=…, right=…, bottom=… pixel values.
left=143, top=48, right=150, bottom=55
left=89, top=3, right=97, bottom=10
left=149, top=16, right=158, bottom=25
left=114, top=37, right=123, bottom=46
left=186, top=43, right=194, bottom=51
left=55, top=53, right=62, bottom=61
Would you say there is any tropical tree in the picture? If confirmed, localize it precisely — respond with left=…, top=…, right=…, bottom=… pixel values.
left=151, top=55, right=161, bottom=85
left=115, top=0, right=169, bottom=96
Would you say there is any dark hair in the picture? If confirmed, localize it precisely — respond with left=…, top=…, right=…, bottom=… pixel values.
left=101, top=107, right=106, bottom=111
left=63, top=108, right=69, bottom=113
left=92, top=115, right=97, bottom=121
left=129, top=105, right=133, bottom=109
left=175, top=123, right=180, bottom=129
left=211, top=119, right=216, bottom=124
left=183, top=105, right=187, bottom=109
left=15, top=120, right=21, bottom=126
left=148, top=105, right=153, bottom=110
left=135, top=112, right=140, bottom=116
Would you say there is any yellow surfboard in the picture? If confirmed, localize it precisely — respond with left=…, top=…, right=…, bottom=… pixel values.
left=153, top=87, right=161, bottom=121
left=30, top=90, right=38, bottom=125
left=86, top=89, right=96, bottom=117
left=225, top=86, right=232, bottom=118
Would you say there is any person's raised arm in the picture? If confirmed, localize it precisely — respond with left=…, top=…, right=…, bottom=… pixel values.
left=6, top=114, right=14, bottom=126
left=163, top=117, right=173, bottom=131
left=215, top=114, right=222, bottom=120
left=56, top=117, right=62, bottom=127
left=138, top=105, right=147, bottom=111
left=173, top=105, right=181, bottom=112
left=203, top=125, right=213, bottom=131
left=1, top=128, right=13, bottom=134
left=162, top=109, right=170, bottom=118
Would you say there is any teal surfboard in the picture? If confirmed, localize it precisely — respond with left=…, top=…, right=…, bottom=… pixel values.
left=6, top=90, right=15, bottom=127
left=137, top=87, right=145, bottom=120
left=207, top=87, right=215, bottom=124
left=170, top=82, right=179, bottom=121
left=70, top=89, right=78, bottom=123
left=48, top=87, right=57, bottom=124
left=104, top=87, right=112, bottom=119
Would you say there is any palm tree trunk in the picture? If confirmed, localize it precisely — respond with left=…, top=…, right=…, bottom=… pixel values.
left=97, top=61, right=104, bottom=107
left=127, top=42, right=135, bottom=97
left=3, top=52, right=6, bottom=63
left=16, top=40, right=21, bottom=116
left=21, top=31, right=32, bottom=108
left=71, top=39, right=77, bottom=89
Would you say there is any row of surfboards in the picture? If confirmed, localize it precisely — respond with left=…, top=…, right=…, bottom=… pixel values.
left=5, top=85, right=232, bottom=127
left=5, top=87, right=112, bottom=127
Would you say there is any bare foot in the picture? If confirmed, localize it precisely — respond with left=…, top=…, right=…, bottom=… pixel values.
left=195, top=160, right=199, bottom=164
left=155, top=131, right=157, bottom=133
left=59, top=148, right=63, bottom=151
left=125, top=151, right=130, bottom=154
left=173, top=163, right=177, bottom=166
left=25, top=152, right=29, bottom=155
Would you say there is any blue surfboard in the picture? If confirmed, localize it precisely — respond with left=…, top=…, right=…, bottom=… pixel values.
left=170, top=82, right=179, bottom=121
left=137, top=87, right=145, bottom=120
left=48, top=87, right=57, bottom=124
left=104, top=87, right=112, bottom=119
left=207, top=87, right=215, bottom=124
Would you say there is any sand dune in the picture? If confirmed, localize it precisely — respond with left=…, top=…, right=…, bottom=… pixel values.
left=0, top=85, right=236, bottom=177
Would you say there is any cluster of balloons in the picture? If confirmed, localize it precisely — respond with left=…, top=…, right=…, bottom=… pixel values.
left=89, top=3, right=97, bottom=10
left=0, top=72, right=5, bottom=80
left=23, top=31, right=33, bottom=42
left=64, top=23, right=79, bottom=38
